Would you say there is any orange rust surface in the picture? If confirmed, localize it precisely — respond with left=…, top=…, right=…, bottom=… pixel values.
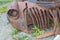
left=36, top=32, right=54, bottom=39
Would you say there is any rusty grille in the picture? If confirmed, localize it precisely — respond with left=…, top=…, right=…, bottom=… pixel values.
left=7, top=1, right=60, bottom=39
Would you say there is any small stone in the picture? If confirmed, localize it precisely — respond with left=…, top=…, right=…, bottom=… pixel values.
left=54, top=35, right=60, bottom=40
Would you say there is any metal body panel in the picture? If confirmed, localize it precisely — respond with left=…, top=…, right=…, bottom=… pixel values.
left=7, top=1, right=60, bottom=39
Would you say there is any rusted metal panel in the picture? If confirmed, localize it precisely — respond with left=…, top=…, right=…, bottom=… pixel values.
left=7, top=1, right=60, bottom=39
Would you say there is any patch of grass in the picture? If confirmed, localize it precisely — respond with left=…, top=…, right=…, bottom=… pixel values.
left=0, top=4, right=8, bottom=14
left=12, top=36, right=29, bottom=40
left=0, top=0, right=12, bottom=4
left=10, top=28, right=20, bottom=36
left=0, top=0, right=12, bottom=2
left=32, top=26, right=42, bottom=36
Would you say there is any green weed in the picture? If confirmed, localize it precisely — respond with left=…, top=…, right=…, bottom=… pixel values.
left=32, top=26, right=42, bottom=36
left=0, top=4, right=8, bottom=14
left=12, top=36, right=29, bottom=40
left=10, top=28, right=20, bottom=36
left=0, top=0, right=12, bottom=2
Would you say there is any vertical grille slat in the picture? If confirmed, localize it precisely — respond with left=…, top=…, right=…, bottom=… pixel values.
left=31, top=7, right=39, bottom=27
left=42, top=10, right=47, bottom=29
left=34, top=7, right=40, bottom=28
left=26, top=7, right=35, bottom=26
left=44, top=10, right=47, bottom=28
left=35, top=7, right=42, bottom=29
left=45, top=9, right=50, bottom=28
left=29, top=8, right=36, bottom=26
left=38, top=9, right=43, bottom=29
left=40, top=9, right=45, bottom=29
left=45, top=10, right=50, bottom=28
